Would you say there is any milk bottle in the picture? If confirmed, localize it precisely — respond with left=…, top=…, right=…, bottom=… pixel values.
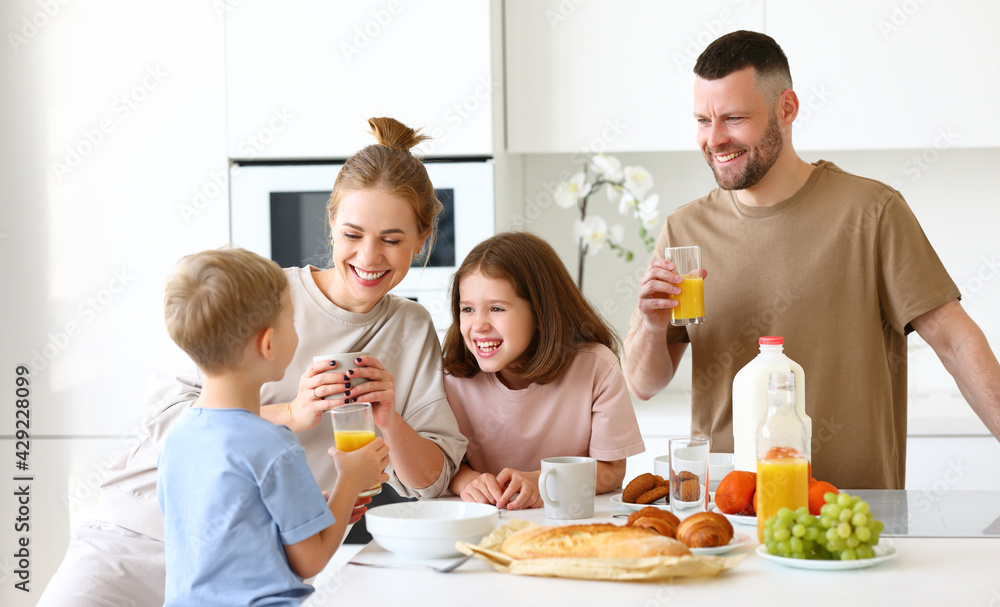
left=731, top=336, right=810, bottom=472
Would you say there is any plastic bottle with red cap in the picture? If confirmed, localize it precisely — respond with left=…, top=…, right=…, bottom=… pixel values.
left=731, top=336, right=811, bottom=473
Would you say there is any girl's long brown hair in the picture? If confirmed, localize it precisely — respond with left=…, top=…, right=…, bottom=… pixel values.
left=442, top=231, right=620, bottom=384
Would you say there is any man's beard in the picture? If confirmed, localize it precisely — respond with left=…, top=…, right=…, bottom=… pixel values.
left=707, top=116, right=783, bottom=191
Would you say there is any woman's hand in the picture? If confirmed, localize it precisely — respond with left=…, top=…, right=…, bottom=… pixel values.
left=339, top=354, right=397, bottom=427
left=286, top=359, right=353, bottom=433
left=495, top=469, right=542, bottom=510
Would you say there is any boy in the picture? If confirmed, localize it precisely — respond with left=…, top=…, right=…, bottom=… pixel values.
left=157, top=247, right=389, bottom=605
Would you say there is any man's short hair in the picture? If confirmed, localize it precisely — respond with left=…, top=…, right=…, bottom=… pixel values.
left=694, top=30, right=793, bottom=102
left=164, top=247, right=288, bottom=375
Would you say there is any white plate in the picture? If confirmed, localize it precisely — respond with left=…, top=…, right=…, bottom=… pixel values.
left=713, top=506, right=756, bottom=526
left=610, top=493, right=670, bottom=512
left=689, top=533, right=751, bottom=556
left=755, top=544, right=898, bottom=570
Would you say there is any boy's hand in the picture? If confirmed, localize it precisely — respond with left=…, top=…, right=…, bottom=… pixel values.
left=328, top=438, right=390, bottom=496
left=322, top=492, right=372, bottom=524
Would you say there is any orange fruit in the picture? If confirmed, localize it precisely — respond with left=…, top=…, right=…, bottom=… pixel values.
left=715, top=470, right=756, bottom=516
left=809, top=481, right=838, bottom=515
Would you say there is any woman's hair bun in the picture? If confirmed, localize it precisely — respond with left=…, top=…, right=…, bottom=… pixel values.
left=368, top=117, right=430, bottom=152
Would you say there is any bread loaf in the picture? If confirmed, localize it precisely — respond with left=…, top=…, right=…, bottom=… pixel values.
left=500, top=523, right=691, bottom=559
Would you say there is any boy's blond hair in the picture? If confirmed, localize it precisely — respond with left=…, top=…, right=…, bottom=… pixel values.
left=164, top=247, right=288, bottom=375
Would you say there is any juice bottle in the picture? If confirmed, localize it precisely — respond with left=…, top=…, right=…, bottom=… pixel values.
left=732, top=336, right=810, bottom=473
left=756, top=372, right=809, bottom=542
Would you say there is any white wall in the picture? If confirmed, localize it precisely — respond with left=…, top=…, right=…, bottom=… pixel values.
left=1, top=2, right=228, bottom=604
left=511, top=148, right=1000, bottom=435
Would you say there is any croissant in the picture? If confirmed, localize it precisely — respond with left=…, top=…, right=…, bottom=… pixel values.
left=626, top=507, right=681, bottom=538
left=631, top=516, right=680, bottom=538
left=675, top=511, right=734, bottom=548
left=626, top=506, right=678, bottom=527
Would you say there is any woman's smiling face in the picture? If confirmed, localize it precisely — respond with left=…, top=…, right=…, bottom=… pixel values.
left=328, top=189, right=426, bottom=313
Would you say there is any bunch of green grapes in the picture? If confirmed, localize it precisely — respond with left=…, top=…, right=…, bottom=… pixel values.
left=762, top=492, right=885, bottom=560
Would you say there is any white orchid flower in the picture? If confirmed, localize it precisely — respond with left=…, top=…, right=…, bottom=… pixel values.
left=624, top=165, right=654, bottom=200
left=588, top=154, right=623, bottom=182
left=574, top=215, right=614, bottom=254
left=553, top=171, right=590, bottom=209
left=637, top=194, right=661, bottom=227
left=605, top=183, right=622, bottom=207
left=617, top=188, right=638, bottom=215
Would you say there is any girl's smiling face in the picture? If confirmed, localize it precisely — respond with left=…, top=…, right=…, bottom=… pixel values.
left=458, top=270, right=537, bottom=389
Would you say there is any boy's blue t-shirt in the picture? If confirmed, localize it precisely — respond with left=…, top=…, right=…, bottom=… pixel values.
left=157, top=407, right=335, bottom=606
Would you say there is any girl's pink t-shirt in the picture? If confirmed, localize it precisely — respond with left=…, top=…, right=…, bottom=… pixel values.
left=443, top=343, right=645, bottom=475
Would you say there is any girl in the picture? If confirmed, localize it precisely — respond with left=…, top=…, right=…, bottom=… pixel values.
left=442, top=232, right=645, bottom=510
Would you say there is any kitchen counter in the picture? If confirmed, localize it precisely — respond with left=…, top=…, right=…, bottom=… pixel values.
left=304, top=491, right=1000, bottom=606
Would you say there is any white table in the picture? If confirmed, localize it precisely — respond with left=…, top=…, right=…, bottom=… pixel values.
left=304, top=492, right=1000, bottom=607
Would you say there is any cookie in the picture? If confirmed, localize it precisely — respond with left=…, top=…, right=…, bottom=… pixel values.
left=622, top=473, right=658, bottom=503
left=636, top=485, right=671, bottom=504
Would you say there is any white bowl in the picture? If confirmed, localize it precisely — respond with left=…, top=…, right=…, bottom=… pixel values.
left=708, top=453, right=734, bottom=492
left=365, top=501, right=499, bottom=558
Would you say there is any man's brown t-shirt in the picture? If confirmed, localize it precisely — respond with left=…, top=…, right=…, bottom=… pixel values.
left=629, top=161, right=960, bottom=489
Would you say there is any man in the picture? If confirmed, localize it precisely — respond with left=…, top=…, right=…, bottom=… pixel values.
left=622, top=30, right=1000, bottom=489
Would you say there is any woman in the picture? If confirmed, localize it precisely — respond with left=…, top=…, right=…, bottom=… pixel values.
left=39, top=118, right=467, bottom=607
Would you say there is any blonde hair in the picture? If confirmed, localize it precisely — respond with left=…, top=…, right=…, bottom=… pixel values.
left=164, top=247, right=288, bottom=375
left=327, top=117, right=442, bottom=262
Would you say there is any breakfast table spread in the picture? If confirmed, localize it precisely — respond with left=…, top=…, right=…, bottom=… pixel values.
left=303, top=490, right=1000, bottom=607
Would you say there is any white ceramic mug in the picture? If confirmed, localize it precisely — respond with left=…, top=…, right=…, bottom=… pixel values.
left=312, top=352, right=369, bottom=400
left=538, top=456, right=597, bottom=520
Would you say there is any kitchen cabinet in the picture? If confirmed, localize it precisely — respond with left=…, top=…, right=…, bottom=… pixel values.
left=766, top=0, right=1000, bottom=150
left=505, top=0, right=765, bottom=153
left=224, top=0, right=493, bottom=159
left=506, top=0, right=1000, bottom=153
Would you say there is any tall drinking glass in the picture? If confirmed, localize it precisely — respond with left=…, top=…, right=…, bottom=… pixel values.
left=331, top=402, right=382, bottom=497
left=665, top=246, right=705, bottom=326
left=669, top=437, right=710, bottom=513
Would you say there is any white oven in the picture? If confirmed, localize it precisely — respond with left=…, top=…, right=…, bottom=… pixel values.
left=230, top=160, right=494, bottom=336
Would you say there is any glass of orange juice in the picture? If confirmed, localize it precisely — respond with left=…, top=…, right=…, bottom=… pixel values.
left=665, top=245, right=705, bottom=326
left=331, top=402, right=381, bottom=497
